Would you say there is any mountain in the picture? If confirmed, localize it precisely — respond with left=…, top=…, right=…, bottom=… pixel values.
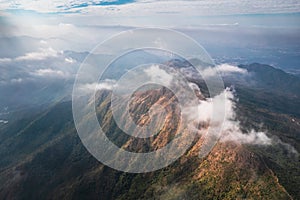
left=0, top=90, right=293, bottom=200
left=238, top=63, right=300, bottom=97
left=0, top=62, right=299, bottom=199
left=224, top=63, right=300, bottom=117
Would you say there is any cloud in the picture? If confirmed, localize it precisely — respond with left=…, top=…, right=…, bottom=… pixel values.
left=201, top=64, right=247, bottom=78
left=0, top=43, right=81, bottom=86
left=31, top=69, right=68, bottom=78
left=144, top=65, right=173, bottom=86
left=64, top=57, right=75, bottom=63
left=0, top=58, right=12, bottom=63
left=182, top=85, right=299, bottom=157
left=79, top=79, right=117, bottom=92
left=271, top=136, right=299, bottom=157
left=0, top=120, right=8, bottom=124
left=216, top=64, right=247, bottom=74
left=221, top=124, right=272, bottom=145
left=2, top=0, right=300, bottom=16
left=15, top=47, right=60, bottom=61
left=184, top=87, right=272, bottom=145
left=10, top=78, right=23, bottom=83
left=5, top=22, right=129, bottom=52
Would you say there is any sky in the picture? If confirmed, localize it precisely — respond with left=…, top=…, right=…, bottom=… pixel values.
left=1, top=0, right=299, bottom=69
left=1, top=0, right=300, bottom=28
left=1, top=0, right=299, bottom=52
left=0, top=0, right=300, bottom=112
left=1, top=0, right=300, bottom=15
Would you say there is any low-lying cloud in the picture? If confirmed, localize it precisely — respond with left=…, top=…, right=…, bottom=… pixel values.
left=15, top=47, right=60, bottom=61
left=185, top=85, right=298, bottom=157
left=184, top=87, right=272, bottom=146
left=0, top=46, right=79, bottom=86
left=32, top=68, right=69, bottom=78
left=79, top=79, right=117, bottom=93
left=0, top=119, right=8, bottom=124
left=144, top=65, right=174, bottom=87
left=201, top=63, right=247, bottom=78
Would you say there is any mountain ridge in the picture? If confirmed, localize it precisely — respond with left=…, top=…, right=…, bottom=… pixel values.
left=0, top=88, right=296, bottom=199
left=0, top=61, right=299, bottom=199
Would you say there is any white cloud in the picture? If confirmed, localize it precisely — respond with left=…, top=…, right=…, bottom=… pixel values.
left=201, top=64, right=247, bottom=78
left=1, top=0, right=299, bottom=16
left=0, top=41, right=82, bottom=86
left=32, top=68, right=68, bottom=78
left=184, top=87, right=272, bottom=145
left=0, top=120, right=8, bottom=124
left=10, top=78, right=23, bottom=83
left=184, top=86, right=299, bottom=156
left=221, top=123, right=272, bottom=145
left=16, top=47, right=60, bottom=61
left=144, top=65, right=173, bottom=86
left=79, top=79, right=117, bottom=92
left=216, top=64, right=247, bottom=74
left=65, top=57, right=75, bottom=63
left=39, top=40, right=48, bottom=45
left=0, top=58, right=12, bottom=63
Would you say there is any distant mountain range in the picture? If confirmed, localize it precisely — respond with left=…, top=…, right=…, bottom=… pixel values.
left=239, top=63, right=300, bottom=97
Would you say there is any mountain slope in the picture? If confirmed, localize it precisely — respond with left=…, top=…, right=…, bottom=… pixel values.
left=0, top=88, right=295, bottom=199
left=239, top=63, right=300, bottom=97
left=0, top=61, right=299, bottom=199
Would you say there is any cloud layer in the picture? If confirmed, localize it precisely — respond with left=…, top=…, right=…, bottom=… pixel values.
left=1, top=0, right=300, bottom=16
